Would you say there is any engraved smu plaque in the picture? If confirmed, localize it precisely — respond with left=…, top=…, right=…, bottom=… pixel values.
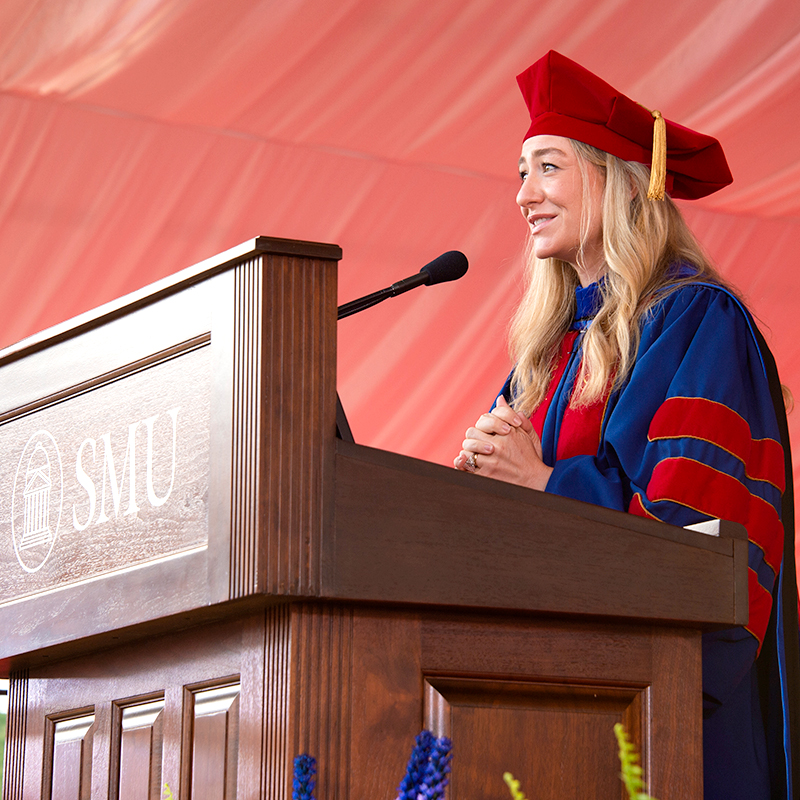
left=0, top=343, right=211, bottom=605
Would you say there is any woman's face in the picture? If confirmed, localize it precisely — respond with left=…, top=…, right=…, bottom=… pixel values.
left=516, top=135, right=606, bottom=286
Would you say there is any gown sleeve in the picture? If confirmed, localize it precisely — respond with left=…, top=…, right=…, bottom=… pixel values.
left=544, top=284, right=785, bottom=706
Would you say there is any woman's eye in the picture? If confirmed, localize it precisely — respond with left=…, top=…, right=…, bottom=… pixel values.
left=519, top=170, right=528, bottom=183
left=542, top=162, right=556, bottom=172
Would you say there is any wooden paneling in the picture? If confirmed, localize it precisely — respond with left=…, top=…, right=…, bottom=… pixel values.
left=258, top=255, right=337, bottom=598
left=48, top=713, right=95, bottom=800
left=348, top=610, right=423, bottom=800
left=346, top=608, right=699, bottom=800
left=648, top=629, right=703, bottom=798
left=189, top=684, right=240, bottom=800
left=260, top=605, right=290, bottom=800
left=426, top=679, right=640, bottom=800
left=228, top=250, right=338, bottom=599
left=330, top=440, right=747, bottom=626
left=3, top=670, right=28, bottom=800
left=3, top=603, right=703, bottom=800
left=289, top=604, right=353, bottom=800
left=9, top=617, right=255, bottom=800
left=229, top=256, right=264, bottom=600
left=116, top=698, right=165, bottom=800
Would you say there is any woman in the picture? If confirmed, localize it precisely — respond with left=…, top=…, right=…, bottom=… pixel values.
left=454, top=51, right=797, bottom=800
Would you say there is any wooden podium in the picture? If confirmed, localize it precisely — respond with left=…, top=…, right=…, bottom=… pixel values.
left=0, top=238, right=747, bottom=800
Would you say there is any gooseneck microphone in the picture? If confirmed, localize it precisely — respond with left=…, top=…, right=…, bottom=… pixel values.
left=337, top=250, right=469, bottom=320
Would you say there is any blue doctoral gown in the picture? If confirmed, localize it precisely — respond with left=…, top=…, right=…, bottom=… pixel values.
left=498, top=278, right=795, bottom=800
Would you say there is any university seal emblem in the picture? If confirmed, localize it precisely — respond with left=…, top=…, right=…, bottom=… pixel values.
left=12, top=430, right=64, bottom=572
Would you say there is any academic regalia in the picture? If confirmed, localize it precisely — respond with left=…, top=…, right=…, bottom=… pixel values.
left=497, top=277, right=796, bottom=799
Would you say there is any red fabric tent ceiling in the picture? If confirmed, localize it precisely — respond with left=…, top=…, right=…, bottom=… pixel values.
left=2, top=0, right=800, bottom=493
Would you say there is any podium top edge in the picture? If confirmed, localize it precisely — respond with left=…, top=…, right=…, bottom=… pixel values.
left=0, top=236, right=342, bottom=364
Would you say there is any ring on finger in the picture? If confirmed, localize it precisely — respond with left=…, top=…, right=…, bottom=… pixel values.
left=466, top=453, right=478, bottom=470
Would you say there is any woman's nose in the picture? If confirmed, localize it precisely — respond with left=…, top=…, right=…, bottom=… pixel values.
left=516, top=175, right=542, bottom=208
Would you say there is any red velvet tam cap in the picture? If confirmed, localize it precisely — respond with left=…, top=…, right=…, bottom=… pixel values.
left=516, top=50, right=733, bottom=200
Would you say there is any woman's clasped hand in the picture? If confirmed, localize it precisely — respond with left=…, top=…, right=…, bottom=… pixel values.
left=454, top=396, right=553, bottom=491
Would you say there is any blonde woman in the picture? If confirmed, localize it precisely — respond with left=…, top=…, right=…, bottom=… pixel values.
left=455, top=51, right=797, bottom=800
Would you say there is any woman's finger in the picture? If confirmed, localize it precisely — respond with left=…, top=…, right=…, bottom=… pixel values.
left=493, top=395, right=533, bottom=433
left=462, top=434, right=495, bottom=454
left=454, top=450, right=489, bottom=473
left=474, top=413, right=512, bottom=435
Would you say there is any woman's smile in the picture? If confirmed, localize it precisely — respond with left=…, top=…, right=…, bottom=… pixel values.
left=527, top=213, right=555, bottom=232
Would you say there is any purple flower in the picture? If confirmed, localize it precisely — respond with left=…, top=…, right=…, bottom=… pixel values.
left=396, top=730, right=435, bottom=800
left=396, top=731, right=452, bottom=800
left=419, top=736, right=452, bottom=800
left=292, top=753, right=316, bottom=800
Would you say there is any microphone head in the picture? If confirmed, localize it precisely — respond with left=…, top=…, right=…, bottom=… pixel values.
left=420, top=250, right=469, bottom=286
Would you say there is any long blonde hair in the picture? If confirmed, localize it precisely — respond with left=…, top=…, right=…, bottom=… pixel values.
left=508, top=139, right=726, bottom=413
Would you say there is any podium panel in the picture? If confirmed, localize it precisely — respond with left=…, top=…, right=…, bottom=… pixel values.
left=6, top=604, right=700, bottom=800
left=0, top=238, right=340, bottom=663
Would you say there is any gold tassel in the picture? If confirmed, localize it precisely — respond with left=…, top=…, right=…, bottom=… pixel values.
left=647, top=109, right=667, bottom=200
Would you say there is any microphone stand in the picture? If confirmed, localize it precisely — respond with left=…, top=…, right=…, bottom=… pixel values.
left=335, top=251, right=467, bottom=436
left=337, top=274, right=429, bottom=320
